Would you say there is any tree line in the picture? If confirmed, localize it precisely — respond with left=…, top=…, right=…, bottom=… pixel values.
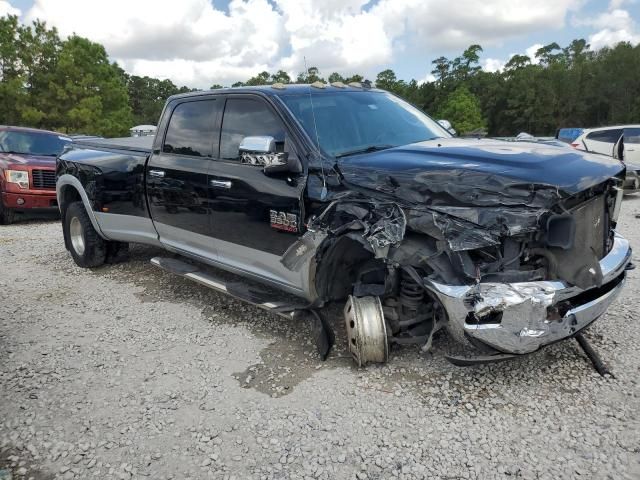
left=1, top=16, right=639, bottom=137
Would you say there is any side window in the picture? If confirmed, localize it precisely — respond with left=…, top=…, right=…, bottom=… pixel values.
left=587, top=129, right=623, bottom=144
left=219, top=98, right=285, bottom=160
left=624, top=128, right=640, bottom=144
left=163, top=100, right=218, bottom=157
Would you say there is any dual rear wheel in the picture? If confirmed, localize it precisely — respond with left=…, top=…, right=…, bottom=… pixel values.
left=63, top=201, right=127, bottom=267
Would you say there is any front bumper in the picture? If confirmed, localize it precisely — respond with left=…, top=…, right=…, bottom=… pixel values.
left=2, top=191, right=58, bottom=210
left=426, top=233, right=632, bottom=354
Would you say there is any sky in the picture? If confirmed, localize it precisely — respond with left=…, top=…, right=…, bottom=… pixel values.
left=0, top=0, right=639, bottom=89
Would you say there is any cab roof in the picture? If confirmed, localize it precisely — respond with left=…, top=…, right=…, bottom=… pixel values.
left=167, top=83, right=384, bottom=102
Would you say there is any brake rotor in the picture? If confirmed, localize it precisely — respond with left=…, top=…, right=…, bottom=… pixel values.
left=344, top=295, right=389, bottom=366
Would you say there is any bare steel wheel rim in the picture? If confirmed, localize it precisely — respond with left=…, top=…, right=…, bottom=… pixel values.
left=69, top=216, right=85, bottom=256
left=344, top=295, right=389, bottom=367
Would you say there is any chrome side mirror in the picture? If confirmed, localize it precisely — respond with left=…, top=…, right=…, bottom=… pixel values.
left=239, top=135, right=295, bottom=174
left=239, top=136, right=276, bottom=154
left=437, top=119, right=457, bottom=136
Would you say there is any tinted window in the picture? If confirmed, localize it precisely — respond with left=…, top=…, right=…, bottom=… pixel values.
left=624, top=128, right=640, bottom=144
left=278, top=91, right=448, bottom=157
left=556, top=128, right=583, bottom=142
left=587, top=129, right=623, bottom=144
left=0, top=130, right=71, bottom=156
left=163, top=100, right=217, bottom=156
left=220, top=98, right=285, bottom=160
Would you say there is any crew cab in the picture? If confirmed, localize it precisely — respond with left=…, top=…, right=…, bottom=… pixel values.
left=0, top=126, right=72, bottom=224
left=56, top=83, right=632, bottom=366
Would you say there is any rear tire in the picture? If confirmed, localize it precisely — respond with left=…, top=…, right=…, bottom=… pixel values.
left=63, top=201, right=106, bottom=268
left=0, top=200, right=15, bottom=225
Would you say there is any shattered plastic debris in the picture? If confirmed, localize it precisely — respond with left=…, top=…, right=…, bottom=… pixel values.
left=364, top=204, right=407, bottom=257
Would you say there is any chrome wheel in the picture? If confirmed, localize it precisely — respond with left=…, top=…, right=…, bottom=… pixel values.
left=69, top=216, right=85, bottom=256
left=344, top=295, right=389, bottom=366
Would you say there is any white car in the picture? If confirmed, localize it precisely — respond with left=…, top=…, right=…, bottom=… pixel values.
left=573, top=125, right=640, bottom=191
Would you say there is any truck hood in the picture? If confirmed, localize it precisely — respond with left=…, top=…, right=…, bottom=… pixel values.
left=336, top=138, right=624, bottom=208
left=0, top=152, right=57, bottom=168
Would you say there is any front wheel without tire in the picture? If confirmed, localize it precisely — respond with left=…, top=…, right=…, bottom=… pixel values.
left=63, top=201, right=106, bottom=268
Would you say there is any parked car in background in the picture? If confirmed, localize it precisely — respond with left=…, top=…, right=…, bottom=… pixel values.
left=573, top=125, right=640, bottom=192
left=0, top=126, right=72, bottom=224
left=555, top=127, right=584, bottom=144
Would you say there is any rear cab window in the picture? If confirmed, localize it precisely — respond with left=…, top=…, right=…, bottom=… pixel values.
left=163, top=99, right=220, bottom=157
left=219, top=98, right=286, bottom=160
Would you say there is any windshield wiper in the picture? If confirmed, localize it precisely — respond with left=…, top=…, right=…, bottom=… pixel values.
left=334, top=144, right=394, bottom=159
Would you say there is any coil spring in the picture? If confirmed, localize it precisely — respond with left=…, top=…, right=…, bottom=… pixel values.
left=399, top=270, right=424, bottom=312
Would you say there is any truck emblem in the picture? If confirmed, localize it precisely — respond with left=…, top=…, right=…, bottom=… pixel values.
left=270, top=210, right=298, bottom=233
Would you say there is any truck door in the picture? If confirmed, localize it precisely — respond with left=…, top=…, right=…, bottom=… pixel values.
left=207, top=95, right=306, bottom=290
left=146, top=98, right=221, bottom=258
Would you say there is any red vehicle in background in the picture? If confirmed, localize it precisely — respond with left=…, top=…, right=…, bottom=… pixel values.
left=0, top=126, right=72, bottom=224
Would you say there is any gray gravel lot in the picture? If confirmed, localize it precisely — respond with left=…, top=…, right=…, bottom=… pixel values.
left=1, top=201, right=640, bottom=480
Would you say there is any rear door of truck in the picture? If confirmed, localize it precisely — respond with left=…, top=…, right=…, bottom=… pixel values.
left=145, top=97, right=222, bottom=258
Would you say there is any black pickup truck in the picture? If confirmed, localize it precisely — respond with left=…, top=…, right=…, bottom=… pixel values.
left=56, top=83, right=632, bottom=367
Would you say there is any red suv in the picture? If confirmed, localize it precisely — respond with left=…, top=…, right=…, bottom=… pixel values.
left=0, top=126, right=72, bottom=224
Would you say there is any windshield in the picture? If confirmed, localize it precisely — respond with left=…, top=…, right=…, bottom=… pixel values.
left=0, top=130, right=71, bottom=156
left=278, top=90, right=450, bottom=158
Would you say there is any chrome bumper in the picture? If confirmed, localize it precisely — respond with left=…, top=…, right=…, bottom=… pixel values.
left=426, top=234, right=632, bottom=354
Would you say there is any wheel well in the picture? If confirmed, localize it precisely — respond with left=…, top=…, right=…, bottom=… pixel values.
left=59, top=185, right=82, bottom=216
left=314, top=235, right=375, bottom=301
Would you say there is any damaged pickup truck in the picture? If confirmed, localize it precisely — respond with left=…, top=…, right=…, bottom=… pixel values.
left=56, top=83, right=633, bottom=369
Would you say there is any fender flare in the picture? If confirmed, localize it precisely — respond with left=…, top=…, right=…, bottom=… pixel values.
left=56, top=174, right=109, bottom=240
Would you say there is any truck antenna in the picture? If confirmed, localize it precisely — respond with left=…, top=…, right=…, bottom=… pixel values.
left=304, top=56, right=327, bottom=200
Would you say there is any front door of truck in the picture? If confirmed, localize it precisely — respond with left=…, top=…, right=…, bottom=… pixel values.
left=146, top=98, right=221, bottom=258
left=206, top=95, right=306, bottom=290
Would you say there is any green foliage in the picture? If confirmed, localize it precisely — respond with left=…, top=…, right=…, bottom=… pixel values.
left=0, top=17, right=132, bottom=136
left=124, top=74, right=192, bottom=126
left=437, top=85, right=486, bottom=134
left=1, top=18, right=639, bottom=139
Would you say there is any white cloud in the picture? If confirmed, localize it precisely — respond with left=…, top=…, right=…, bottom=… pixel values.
left=576, top=2, right=640, bottom=50
left=22, top=0, right=588, bottom=88
left=482, top=58, right=506, bottom=72
left=418, top=73, right=437, bottom=84
left=525, top=43, right=543, bottom=63
left=372, top=0, right=582, bottom=50
left=0, top=0, right=20, bottom=17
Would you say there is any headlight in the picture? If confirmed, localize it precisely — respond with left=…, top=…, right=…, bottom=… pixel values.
left=5, top=170, right=29, bottom=189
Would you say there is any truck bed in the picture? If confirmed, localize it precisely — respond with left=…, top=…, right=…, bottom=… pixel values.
left=73, top=136, right=153, bottom=153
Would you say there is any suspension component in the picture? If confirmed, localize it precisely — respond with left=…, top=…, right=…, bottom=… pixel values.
left=399, top=269, right=424, bottom=316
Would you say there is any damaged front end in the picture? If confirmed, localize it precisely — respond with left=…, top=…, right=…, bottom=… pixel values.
left=286, top=139, right=632, bottom=366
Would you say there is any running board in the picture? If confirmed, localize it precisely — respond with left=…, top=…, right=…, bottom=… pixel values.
left=150, top=256, right=308, bottom=319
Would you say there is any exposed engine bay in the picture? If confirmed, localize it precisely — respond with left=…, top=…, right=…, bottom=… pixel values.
left=282, top=177, right=630, bottom=368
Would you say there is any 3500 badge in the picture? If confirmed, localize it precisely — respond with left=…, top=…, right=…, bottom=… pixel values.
left=270, top=210, right=298, bottom=233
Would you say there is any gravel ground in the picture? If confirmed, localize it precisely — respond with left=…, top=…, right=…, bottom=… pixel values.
left=1, top=201, right=640, bottom=480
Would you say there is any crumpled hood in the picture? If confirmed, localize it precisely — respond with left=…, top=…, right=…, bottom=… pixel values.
left=337, top=138, right=625, bottom=208
left=0, top=152, right=57, bottom=168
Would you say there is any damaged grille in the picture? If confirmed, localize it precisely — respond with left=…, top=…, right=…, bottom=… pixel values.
left=571, top=194, right=607, bottom=259
left=543, top=193, right=610, bottom=289
left=31, top=169, right=56, bottom=189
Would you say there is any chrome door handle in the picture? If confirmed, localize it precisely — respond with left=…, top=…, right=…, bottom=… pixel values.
left=210, top=180, right=232, bottom=189
left=149, top=169, right=165, bottom=178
